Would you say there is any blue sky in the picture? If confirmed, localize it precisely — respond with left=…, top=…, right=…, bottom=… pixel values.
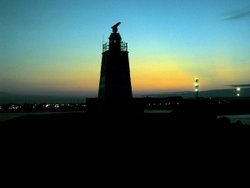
left=1, top=0, right=250, bottom=96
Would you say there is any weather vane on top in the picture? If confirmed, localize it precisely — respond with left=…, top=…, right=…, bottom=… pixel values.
left=112, top=22, right=121, bottom=33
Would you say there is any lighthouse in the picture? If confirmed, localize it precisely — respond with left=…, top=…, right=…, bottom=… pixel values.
left=98, top=22, right=133, bottom=113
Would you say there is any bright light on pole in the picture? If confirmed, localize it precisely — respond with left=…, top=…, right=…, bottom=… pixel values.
left=236, top=87, right=241, bottom=97
left=194, top=77, right=199, bottom=98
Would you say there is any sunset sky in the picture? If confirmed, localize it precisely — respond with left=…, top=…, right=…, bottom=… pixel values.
left=1, top=0, right=250, bottom=97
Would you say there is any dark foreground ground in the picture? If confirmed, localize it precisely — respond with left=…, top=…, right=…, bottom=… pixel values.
left=1, top=110, right=250, bottom=139
left=1, top=110, right=249, bottom=176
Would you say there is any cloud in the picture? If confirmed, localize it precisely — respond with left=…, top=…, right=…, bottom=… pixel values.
left=229, top=84, right=250, bottom=88
left=223, top=8, right=250, bottom=21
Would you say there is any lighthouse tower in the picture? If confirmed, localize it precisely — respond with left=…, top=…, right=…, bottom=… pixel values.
left=98, top=22, right=133, bottom=113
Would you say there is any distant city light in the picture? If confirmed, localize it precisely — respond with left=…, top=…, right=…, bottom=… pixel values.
left=237, top=93, right=240, bottom=97
left=236, top=87, right=241, bottom=91
left=0, top=103, right=87, bottom=112
left=8, top=105, right=21, bottom=110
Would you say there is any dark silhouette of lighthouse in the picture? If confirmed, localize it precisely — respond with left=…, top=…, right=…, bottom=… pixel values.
left=98, top=22, right=133, bottom=113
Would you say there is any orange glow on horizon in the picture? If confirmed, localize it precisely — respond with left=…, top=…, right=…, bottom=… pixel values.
left=131, top=60, right=193, bottom=93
